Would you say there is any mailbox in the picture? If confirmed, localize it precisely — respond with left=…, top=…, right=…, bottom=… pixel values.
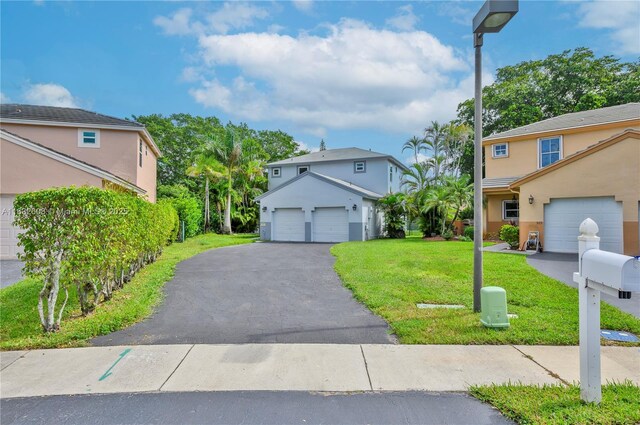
left=581, top=250, right=640, bottom=298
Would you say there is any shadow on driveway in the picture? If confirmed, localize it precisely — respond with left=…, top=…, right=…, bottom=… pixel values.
left=92, top=243, right=396, bottom=346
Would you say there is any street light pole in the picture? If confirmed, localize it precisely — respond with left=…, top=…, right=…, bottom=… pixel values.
left=472, top=0, right=518, bottom=313
left=473, top=33, right=483, bottom=313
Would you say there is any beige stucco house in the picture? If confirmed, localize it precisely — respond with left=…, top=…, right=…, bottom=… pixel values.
left=482, top=103, right=640, bottom=255
left=0, top=104, right=161, bottom=259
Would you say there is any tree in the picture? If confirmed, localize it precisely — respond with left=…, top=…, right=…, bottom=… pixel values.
left=186, top=154, right=225, bottom=232
left=423, top=121, right=448, bottom=182
left=456, top=48, right=640, bottom=137
left=443, top=175, right=473, bottom=226
left=421, top=186, right=451, bottom=236
left=378, top=193, right=407, bottom=238
left=319, top=139, right=327, bottom=151
left=402, top=136, right=425, bottom=165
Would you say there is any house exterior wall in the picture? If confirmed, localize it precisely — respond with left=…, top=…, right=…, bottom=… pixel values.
left=268, top=158, right=401, bottom=195
left=485, top=192, right=517, bottom=236
left=484, top=122, right=640, bottom=179
left=0, top=137, right=104, bottom=194
left=1, top=122, right=158, bottom=202
left=516, top=136, right=639, bottom=255
left=258, top=176, right=366, bottom=241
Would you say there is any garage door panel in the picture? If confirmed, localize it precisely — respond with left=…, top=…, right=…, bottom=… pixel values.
left=313, top=207, right=349, bottom=243
left=1, top=194, right=22, bottom=259
left=272, top=208, right=305, bottom=242
left=544, top=197, right=622, bottom=254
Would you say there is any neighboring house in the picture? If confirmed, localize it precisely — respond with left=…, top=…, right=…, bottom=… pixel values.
left=256, top=147, right=407, bottom=242
left=0, top=104, right=161, bottom=259
left=483, top=103, right=640, bottom=255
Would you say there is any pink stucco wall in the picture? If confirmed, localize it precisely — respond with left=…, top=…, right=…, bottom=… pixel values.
left=136, top=136, right=157, bottom=202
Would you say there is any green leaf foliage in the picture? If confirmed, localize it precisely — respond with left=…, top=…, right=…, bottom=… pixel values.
left=500, top=224, right=520, bottom=249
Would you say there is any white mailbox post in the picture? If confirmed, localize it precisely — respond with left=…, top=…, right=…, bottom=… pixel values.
left=572, top=218, right=640, bottom=403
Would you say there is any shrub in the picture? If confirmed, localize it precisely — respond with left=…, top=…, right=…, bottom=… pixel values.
left=463, top=226, right=474, bottom=240
left=13, top=187, right=177, bottom=331
left=442, top=229, right=453, bottom=240
left=158, top=185, right=202, bottom=239
left=458, top=235, right=471, bottom=242
left=499, top=224, right=520, bottom=249
left=378, top=193, right=407, bottom=239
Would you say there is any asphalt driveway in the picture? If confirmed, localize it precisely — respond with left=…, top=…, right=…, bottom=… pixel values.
left=527, top=252, right=639, bottom=318
left=1, top=260, right=24, bottom=289
left=93, top=243, right=395, bottom=345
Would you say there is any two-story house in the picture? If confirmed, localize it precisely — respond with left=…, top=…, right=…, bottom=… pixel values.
left=482, top=103, right=639, bottom=255
left=0, top=104, right=161, bottom=259
left=256, top=147, right=406, bottom=242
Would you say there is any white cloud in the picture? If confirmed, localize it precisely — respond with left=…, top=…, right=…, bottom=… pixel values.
left=576, top=0, right=640, bottom=55
left=386, top=5, right=419, bottom=32
left=292, top=0, right=313, bottom=13
left=405, top=152, right=431, bottom=165
left=23, top=83, right=79, bottom=107
left=0, top=92, right=11, bottom=103
left=436, top=1, right=476, bottom=26
left=154, top=3, right=268, bottom=36
left=186, top=18, right=470, bottom=134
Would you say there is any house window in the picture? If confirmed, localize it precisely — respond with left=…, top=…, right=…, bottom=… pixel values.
left=492, top=143, right=508, bottom=158
left=502, top=200, right=519, bottom=220
left=77, top=129, right=100, bottom=148
left=539, top=136, right=562, bottom=168
left=354, top=161, right=366, bottom=173
left=145, top=145, right=148, bottom=156
left=139, top=141, right=143, bottom=167
left=389, top=166, right=393, bottom=182
left=272, top=167, right=281, bottom=178
left=297, top=165, right=309, bottom=175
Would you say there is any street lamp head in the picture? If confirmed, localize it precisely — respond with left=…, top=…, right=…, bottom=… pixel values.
left=473, top=0, right=518, bottom=34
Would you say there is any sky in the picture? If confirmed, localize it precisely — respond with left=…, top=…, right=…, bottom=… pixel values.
left=2, top=0, right=639, bottom=164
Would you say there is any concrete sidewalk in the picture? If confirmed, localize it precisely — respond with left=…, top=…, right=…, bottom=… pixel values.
left=1, top=344, right=638, bottom=398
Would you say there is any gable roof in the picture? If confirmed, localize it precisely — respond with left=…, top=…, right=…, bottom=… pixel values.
left=255, top=171, right=384, bottom=201
left=0, top=104, right=162, bottom=156
left=1, top=128, right=146, bottom=195
left=482, top=176, right=522, bottom=191
left=484, top=103, right=640, bottom=143
left=268, top=147, right=408, bottom=170
left=1, top=104, right=143, bottom=128
left=509, top=128, right=640, bottom=188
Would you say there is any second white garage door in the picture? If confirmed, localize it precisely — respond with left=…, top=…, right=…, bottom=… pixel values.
left=543, top=197, right=623, bottom=254
left=272, top=208, right=305, bottom=242
left=313, top=207, right=349, bottom=242
left=0, top=194, right=21, bottom=259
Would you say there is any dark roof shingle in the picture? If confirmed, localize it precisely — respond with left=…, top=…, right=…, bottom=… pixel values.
left=0, top=104, right=143, bottom=128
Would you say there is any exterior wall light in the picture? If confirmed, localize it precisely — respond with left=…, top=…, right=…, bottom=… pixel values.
left=262, top=206, right=267, bottom=212
left=528, top=195, right=534, bottom=205
left=352, top=204, right=357, bottom=211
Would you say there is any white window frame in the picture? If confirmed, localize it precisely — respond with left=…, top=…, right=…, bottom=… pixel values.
left=492, top=143, right=509, bottom=158
left=297, top=165, right=310, bottom=175
left=272, top=167, right=281, bottom=178
left=538, top=136, right=563, bottom=168
left=139, top=140, right=143, bottom=167
left=502, top=199, right=519, bottom=220
left=77, top=129, right=100, bottom=148
left=354, top=161, right=366, bottom=173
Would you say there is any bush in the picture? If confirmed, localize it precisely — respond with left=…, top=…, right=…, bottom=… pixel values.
left=499, top=224, right=520, bottom=249
left=13, top=187, right=177, bottom=332
left=158, top=185, right=202, bottom=239
left=378, top=193, right=407, bottom=239
left=458, top=235, right=471, bottom=242
left=463, top=226, right=474, bottom=240
left=442, top=229, right=453, bottom=240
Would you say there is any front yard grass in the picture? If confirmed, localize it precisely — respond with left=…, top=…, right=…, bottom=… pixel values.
left=332, top=238, right=640, bottom=345
left=471, top=381, right=640, bottom=425
left=0, top=233, right=256, bottom=350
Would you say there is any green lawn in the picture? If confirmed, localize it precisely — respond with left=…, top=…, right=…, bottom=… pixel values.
left=471, top=382, right=640, bottom=425
left=0, top=233, right=256, bottom=350
left=332, top=238, right=640, bottom=345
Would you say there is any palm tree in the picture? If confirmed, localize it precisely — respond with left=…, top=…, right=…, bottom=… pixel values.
left=424, top=121, right=448, bottom=182
left=401, top=162, right=432, bottom=194
left=443, top=175, right=473, bottom=226
left=210, top=127, right=244, bottom=234
left=402, top=136, right=425, bottom=165
left=421, top=186, right=451, bottom=235
left=186, top=153, right=225, bottom=232
left=443, top=122, right=472, bottom=178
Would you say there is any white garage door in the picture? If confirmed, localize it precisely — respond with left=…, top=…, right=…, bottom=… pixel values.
left=272, top=208, right=305, bottom=242
left=544, top=197, right=623, bottom=254
left=0, top=194, right=22, bottom=259
left=313, top=207, right=349, bottom=242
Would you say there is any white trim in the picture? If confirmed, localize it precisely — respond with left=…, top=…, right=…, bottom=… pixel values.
left=297, top=165, right=310, bottom=175
left=0, top=118, right=162, bottom=157
left=502, top=199, right=519, bottom=220
left=271, top=167, right=281, bottom=177
left=354, top=160, right=366, bottom=173
left=1, top=130, right=145, bottom=195
left=537, top=135, right=563, bottom=169
left=78, top=128, right=101, bottom=148
left=491, top=142, right=508, bottom=158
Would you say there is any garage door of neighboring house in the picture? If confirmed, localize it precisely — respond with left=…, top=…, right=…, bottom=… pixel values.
left=312, top=207, right=349, bottom=243
left=543, top=197, right=623, bottom=254
left=0, top=194, right=21, bottom=259
left=272, top=208, right=305, bottom=242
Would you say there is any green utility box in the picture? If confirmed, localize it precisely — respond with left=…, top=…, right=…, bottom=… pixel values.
left=480, top=286, right=510, bottom=328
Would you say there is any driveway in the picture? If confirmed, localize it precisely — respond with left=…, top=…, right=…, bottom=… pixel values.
left=527, top=252, right=639, bottom=318
left=1, top=260, right=24, bottom=289
left=93, top=243, right=395, bottom=345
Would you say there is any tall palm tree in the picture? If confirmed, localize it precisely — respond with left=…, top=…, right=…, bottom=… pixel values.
left=401, top=162, right=432, bottom=194
left=424, top=121, right=448, bottom=182
left=211, top=127, right=244, bottom=234
left=421, top=186, right=452, bottom=235
left=402, top=136, right=425, bottom=165
left=443, top=122, right=473, bottom=178
left=443, top=175, right=473, bottom=226
left=186, top=153, right=225, bottom=232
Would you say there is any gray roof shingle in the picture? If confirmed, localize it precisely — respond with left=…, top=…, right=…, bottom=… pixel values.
left=268, top=147, right=407, bottom=170
left=0, top=104, right=143, bottom=128
left=482, top=176, right=522, bottom=189
left=484, top=103, right=640, bottom=141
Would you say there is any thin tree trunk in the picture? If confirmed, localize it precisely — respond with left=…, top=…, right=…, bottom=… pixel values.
left=204, top=177, right=210, bottom=232
left=223, top=170, right=232, bottom=234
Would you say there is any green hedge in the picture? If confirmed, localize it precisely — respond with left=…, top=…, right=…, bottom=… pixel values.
left=13, top=187, right=178, bottom=332
left=500, top=224, right=520, bottom=249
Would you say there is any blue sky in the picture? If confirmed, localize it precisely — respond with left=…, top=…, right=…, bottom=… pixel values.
left=2, top=1, right=639, bottom=163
